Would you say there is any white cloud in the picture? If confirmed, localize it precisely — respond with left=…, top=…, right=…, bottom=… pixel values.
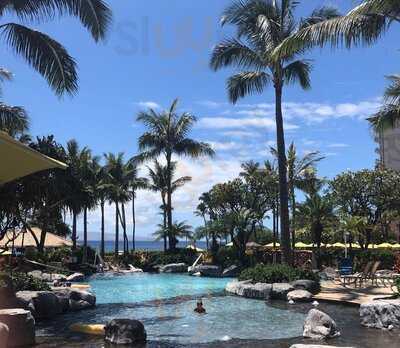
left=222, top=130, right=261, bottom=138
left=236, top=109, right=273, bottom=117
left=208, top=141, right=240, bottom=151
left=327, top=143, right=349, bottom=148
left=135, top=101, right=160, bottom=109
left=198, top=117, right=299, bottom=131
left=196, top=100, right=227, bottom=108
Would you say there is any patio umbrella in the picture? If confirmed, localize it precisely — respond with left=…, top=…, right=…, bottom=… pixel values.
left=392, top=243, right=400, bottom=249
left=345, top=243, right=361, bottom=249
left=331, top=242, right=346, bottom=248
left=0, top=131, right=67, bottom=184
left=246, top=242, right=262, bottom=248
left=376, top=243, right=394, bottom=249
left=264, top=242, right=280, bottom=248
left=186, top=245, right=204, bottom=252
left=294, top=242, right=312, bottom=249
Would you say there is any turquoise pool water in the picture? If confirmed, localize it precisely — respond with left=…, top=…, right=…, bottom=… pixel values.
left=88, top=273, right=231, bottom=304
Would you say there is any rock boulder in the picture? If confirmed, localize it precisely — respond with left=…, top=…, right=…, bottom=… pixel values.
left=0, top=322, right=9, bottom=348
left=104, top=319, right=146, bottom=345
left=291, top=280, right=320, bottom=294
left=287, top=290, right=313, bottom=302
left=159, top=263, right=187, bottom=273
left=225, top=280, right=271, bottom=299
left=271, top=283, right=295, bottom=300
left=360, top=300, right=400, bottom=329
left=66, top=273, right=85, bottom=282
left=0, top=274, right=17, bottom=309
left=16, top=291, right=61, bottom=319
left=290, top=345, right=354, bottom=348
left=193, top=265, right=222, bottom=277
left=303, top=309, right=340, bottom=339
left=0, top=308, right=35, bottom=347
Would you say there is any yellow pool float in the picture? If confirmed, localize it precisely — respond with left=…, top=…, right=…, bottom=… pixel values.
left=69, top=323, right=105, bottom=336
left=70, top=284, right=91, bottom=290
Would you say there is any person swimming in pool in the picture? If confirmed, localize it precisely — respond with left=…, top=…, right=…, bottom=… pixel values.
left=194, top=300, right=206, bottom=314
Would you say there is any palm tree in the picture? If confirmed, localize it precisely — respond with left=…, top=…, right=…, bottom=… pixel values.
left=104, top=153, right=132, bottom=257
left=65, top=140, right=91, bottom=250
left=136, top=99, right=214, bottom=250
left=0, top=0, right=112, bottom=96
left=148, top=160, right=191, bottom=251
left=154, top=221, right=193, bottom=248
left=0, top=68, right=29, bottom=137
left=210, top=0, right=338, bottom=264
left=271, top=143, right=323, bottom=248
left=273, top=0, right=398, bottom=60
left=126, top=160, right=148, bottom=252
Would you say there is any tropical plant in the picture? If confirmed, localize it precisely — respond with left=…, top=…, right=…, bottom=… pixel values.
left=210, top=0, right=339, bottom=264
left=273, top=0, right=398, bottom=60
left=148, top=160, right=191, bottom=251
left=153, top=221, right=193, bottom=248
left=0, top=0, right=112, bottom=95
left=136, top=98, right=214, bottom=250
left=271, top=143, right=323, bottom=248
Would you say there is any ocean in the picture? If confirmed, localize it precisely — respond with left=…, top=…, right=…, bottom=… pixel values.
left=84, top=240, right=208, bottom=252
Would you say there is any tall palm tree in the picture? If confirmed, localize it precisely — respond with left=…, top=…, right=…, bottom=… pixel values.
left=136, top=99, right=214, bottom=250
left=126, top=160, right=148, bottom=252
left=104, top=153, right=132, bottom=257
left=65, top=140, right=91, bottom=250
left=148, top=160, right=191, bottom=251
left=273, top=0, right=398, bottom=60
left=210, top=0, right=338, bottom=264
left=271, top=143, right=323, bottom=248
left=0, top=0, right=112, bottom=96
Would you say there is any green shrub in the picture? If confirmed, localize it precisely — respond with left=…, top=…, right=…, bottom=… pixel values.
left=238, top=264, right=320, bottom=284
left=354, top=250, right=395, bottom=272
left=394, top=277, right=400, bottom=297
left=1, top=272, right=51, bottom=292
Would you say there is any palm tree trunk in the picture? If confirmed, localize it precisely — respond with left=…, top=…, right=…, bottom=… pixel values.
left=83, top=207, right=88, bottom=263
left=290, top=185, right=296, bottom=250
left=115, top=201, right=119, bottom=257
left=161, top=195, right=167, bottom=252
left=72, top=211, right=77, bottom=250
left=166, top=153, right=174, bottom=250
left=132, top=194, right=136, bottom=252
left=122, top=203, right=128, bottom=255
left=100, top=200, right=105, bottom=259
left=274, top=82, right=292, bottom=265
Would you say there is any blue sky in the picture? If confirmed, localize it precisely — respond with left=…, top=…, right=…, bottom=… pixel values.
left=1, top=0, right=398, bottom=241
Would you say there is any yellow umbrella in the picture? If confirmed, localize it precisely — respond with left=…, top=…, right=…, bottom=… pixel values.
left=346, top=243, right=361, bottom=249
left=331, top=242, right=346, bottom=248
left=0, top=131, right=67, bottom=184
left=392, top=243, right=400, bottom=249
left=376, top=243, right=394, bottom=249
left=368, top=244, right=377, bottom=249
left=264, top=242, right=280, bottom=248
left=294, top=242, right=312, bottom=249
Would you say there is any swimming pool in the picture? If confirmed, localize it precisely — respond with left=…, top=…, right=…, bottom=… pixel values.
left=88, top=273, right=231, bottom=304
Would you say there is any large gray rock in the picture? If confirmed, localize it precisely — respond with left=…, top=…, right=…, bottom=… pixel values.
left=69, top=300, right=93, bottom=311
left=360, top=300, right=400, bottom=329
left=193, top=265, right=222, bottom=277
left=16, top=291, right=61, bottom=319
left=287, top=289, right=313, bottom=302
left=290, top=345, right=354, bottom=348
left=0, top=322, right=9, bottom=348
left=225, top=280, right=271, bottom=299
left=222, top=265, right=240, bottom=277
left=291, top=280, right=320, bottom=294
left=271, top=283, right=295, bottom=300
left=52, top=288, right=96, bottom=312
left=0, top=274, right=17, bottom=309
left=303, top=309, right=340, bottom=339
left=104, top=319, right=146, bottom=345
left=0, top=308, right=35, bottom=347
left=159, top=263, right=187, bottom=273
left=66, top=273, right=85, bottom=282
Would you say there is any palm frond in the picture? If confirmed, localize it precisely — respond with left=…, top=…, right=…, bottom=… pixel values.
left=227, top=71, right=271, bottom=103
left=283, top=59, right=312, bottom=90
left=210, top=38, right=266, bottom=71
left=299, top=6, right=341, bottom=29
left=3, top=0, right=112, bottom=41
left=0, top=102, right=29, bottom=136
left=0, top=23, right=78, bottom=96
left=174, top=139, right=215, bottom=158
left=368, top=104, right=400, bottom=132
left=384, top=74, right=400, bottom=104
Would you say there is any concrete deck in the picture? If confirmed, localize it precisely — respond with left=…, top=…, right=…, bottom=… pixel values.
left=314, top=281, right=396, bottom=305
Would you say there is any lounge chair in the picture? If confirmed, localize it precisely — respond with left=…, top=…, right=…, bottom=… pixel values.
left=360, top=261, right=381, bottom=287
left=338, top=261, right=373, bottom=287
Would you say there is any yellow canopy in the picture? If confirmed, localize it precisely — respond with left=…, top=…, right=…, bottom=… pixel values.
left=0, top=227, right=72, bottom=248
left=0, top=131, right=67, bottom=184
left=331, top=242, right=346, bottom=248
left=294, top=242, right=312, bottom=248
left=375, top=243, right=394, bottom=249
left=392, top=243, right=400, bottom=249
left=346, top=243, right=361, bottom=249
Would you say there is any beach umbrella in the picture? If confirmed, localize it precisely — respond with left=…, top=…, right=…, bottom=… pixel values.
left=246, top=242, right=262, bottom=248
left=0, top=227, right=72, bottom=248
left=392, top=243, right=400, bottom=249
left=0, top=131, right=67, bottom=184
left=331, top=242, right=346, bottom=248
left=376, top=243, right=394, bottom=249
left=264, top=242, right=280, bottom=248
left=346, top=243, right=361, bottom=249
left=294, top=242, right=312, bottom=249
